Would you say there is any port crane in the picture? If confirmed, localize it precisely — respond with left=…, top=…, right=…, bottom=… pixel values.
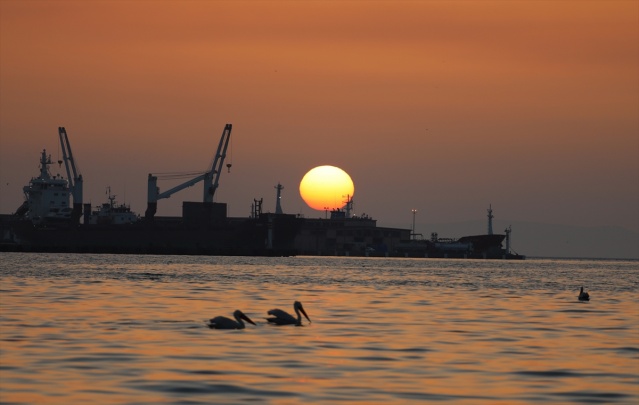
left=145, top=123, right=232, bottom=220
left=58, top=127, right=84, bottom=223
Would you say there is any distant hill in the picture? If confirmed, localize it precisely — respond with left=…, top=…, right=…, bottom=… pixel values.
left=386, top=220, right=639, bottom=260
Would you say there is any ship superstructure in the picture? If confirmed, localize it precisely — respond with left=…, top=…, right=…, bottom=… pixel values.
left=89, top=187, right=138, bottom=225
left=16, top=127, right=83, bottom=225
left=20, top=149, right=72, bottom=225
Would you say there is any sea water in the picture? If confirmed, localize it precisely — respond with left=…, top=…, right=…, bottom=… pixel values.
left=1, top=253, right=637, bottom=404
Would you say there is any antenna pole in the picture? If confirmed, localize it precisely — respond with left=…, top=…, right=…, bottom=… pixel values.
left=411, top=209, right=417, bottom=240
left=487, top=204, right=494, bottom=235
left=275, top=183, right=284, bottom=214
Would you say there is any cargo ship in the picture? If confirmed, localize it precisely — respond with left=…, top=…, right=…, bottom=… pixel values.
left=391, top=206, right=525, bottom=259
left=1, top=125, right=524, bottom=259
left=1, top=125, right=301, bottom=256
left=293, top=204, right=524, bottom=259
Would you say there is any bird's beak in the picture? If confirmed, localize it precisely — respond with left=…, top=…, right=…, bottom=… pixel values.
left=241, top=314, right=257, bottom=325
left=300, top=306, right=311, bottom=323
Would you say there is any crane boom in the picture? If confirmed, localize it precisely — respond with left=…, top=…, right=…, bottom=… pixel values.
left=154, top=173, right=207, bottom=200
left=58, top=127, right=83, bottom=224
left=204, top=123, right=232, bottom=202
left=145, top=123, right=232, bottom=220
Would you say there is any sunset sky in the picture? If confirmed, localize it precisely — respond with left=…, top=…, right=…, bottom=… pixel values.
left=1, top=1, right=637, bottom=235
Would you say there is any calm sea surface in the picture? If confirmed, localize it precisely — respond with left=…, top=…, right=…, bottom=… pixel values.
left=1, top=253, right=637, bottom=404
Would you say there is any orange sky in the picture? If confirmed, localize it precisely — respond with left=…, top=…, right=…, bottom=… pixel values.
left=1, top=0, right=637, bottom=233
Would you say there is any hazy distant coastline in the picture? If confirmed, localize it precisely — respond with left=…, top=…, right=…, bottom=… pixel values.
left=388, top=220, right=639, bottom=260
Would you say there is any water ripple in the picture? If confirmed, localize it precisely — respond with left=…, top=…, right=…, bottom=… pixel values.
left=1, top=253, right=637, bottom=404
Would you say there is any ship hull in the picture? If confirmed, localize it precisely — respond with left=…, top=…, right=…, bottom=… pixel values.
left=394, top=234, right=524, bottom=259
left=9, top=214, right=301, bottom=256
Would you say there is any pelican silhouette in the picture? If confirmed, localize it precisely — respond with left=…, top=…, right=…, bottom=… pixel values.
left=266, top=301, right=311, bottom=325
left=578, top=286, right=590, bottom=301
left=208, top=310, right=256, bottom=329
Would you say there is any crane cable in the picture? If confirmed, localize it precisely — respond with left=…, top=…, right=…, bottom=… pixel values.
left=154, top=171, right=206, bottom=180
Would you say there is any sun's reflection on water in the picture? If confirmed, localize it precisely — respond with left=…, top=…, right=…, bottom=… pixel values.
left=1, top=254, right=637, bottom=404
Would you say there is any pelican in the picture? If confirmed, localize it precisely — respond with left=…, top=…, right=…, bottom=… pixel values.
left=208, top=310, right=256, bottom=329
left=266, top=301, right=311, bottom=325
left=578, top=286, right=590, bottom=301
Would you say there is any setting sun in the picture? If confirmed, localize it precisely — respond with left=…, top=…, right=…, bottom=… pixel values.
left=299, top=166, right=354, bottom=211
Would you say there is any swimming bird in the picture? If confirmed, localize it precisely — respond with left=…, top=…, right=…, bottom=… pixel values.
left=578, top=286, right=590, bottom=301
left=208, top=310, right=257, bottom=329
left=266, top=301, right=311, bottom=325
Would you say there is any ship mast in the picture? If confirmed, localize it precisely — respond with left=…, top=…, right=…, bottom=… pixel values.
left=344, top=194, right=353, bottom=218
left=39, top=149, right=52, bottom=179
left=487, top=204, right=494, bottom=235
left=274, top=183, right=284, bottom=214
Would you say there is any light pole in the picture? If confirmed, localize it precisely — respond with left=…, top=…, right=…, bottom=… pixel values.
left=411, top=209, right=417, bottom=240
left=324, top=207, right=329, bottom=219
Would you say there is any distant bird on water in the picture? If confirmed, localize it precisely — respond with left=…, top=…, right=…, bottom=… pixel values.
left=578, top=286, right=590, bottom=301
left=208, top=310, right=256, bottom=329
left=266, top=301, right=311, bottom=326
